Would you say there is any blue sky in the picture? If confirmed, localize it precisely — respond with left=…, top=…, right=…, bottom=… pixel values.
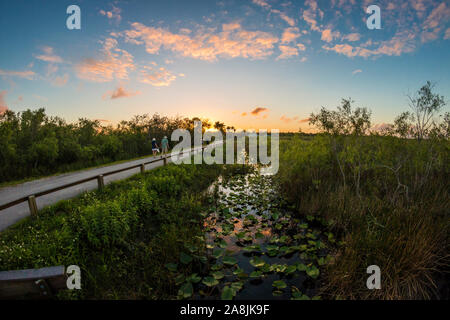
left=0, top=0, right=449, bottom=131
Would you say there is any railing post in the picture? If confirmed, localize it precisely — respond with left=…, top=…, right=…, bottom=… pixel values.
left=140, top=164, right=145, bottom=173
left=97, top=175, right=104, bottom=190
left=163, top=156, right=167, bottom=166
left=28, top=195, right=38, bottom=216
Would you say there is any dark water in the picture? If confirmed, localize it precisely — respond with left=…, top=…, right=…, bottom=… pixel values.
left=197, top=172, right=329, bottom=300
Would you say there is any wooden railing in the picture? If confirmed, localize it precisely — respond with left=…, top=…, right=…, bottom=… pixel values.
left=0, top=266, right=67, bottom=298
left=0, top=146, right=206, bottom=217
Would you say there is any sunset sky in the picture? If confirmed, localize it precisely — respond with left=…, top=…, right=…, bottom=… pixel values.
left=0, top=0, right=449, bottom=132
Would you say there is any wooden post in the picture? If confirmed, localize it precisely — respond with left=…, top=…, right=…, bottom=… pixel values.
left=28, top=195, right=38, bottom=216
left=97, top=175, right=104, bottom=190
left=140, top=164, right=145, bottom=173
left=163, top=156, right=167, bottom=166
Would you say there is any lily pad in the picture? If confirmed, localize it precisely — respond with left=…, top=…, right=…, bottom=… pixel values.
left=296, top=263, right=307, bottom=271
left=186, top=273, right=201, bottom=283
left=285, top=265, right=297, bottom=274
left=249, top=270, right=263, bottom=278
left=165, top=263, right=177, bottom=272
left=202, top=276, right=219, bottom=287
left=221, top=286, right=235, bottom=300
left=249, top=256, right=265, bottom=268
left=306, top=265, right=320, bottom=279
left=211, top=271, right=224, bottom=280
left=178, top=282, right=193, bottom=299
left=272, top=290, right=283, bottom=296
left=255, top=232, right=264, bottom=239
left=272, top=280, right=287, bottom=290
left=222, top=256, right=238, bottom=266
left=180, top=252, right=193, bottom=264
left=212, top=249, right=225, bottom=259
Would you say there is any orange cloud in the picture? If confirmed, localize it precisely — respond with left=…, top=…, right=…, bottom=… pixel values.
left=35, top=46, right=63, bottom=63
left=252, top=0, right=296, bottom=27
left=302, top=0, right=322, bottom=32
left=76, top=38, right=135, bottom=82
left=297, top=43, right=306, bottom=51
left=103, top=86, right=141, bottom=100
left=123, top=22, right=278, bottom=61
left=321, top=29, right=333, bottom=42
left=421, top=2, right=450, bottom=43
left=280, top=115, right=292, bottom=123
left=252, top=0, right=270, bottom=9
left=52, top=74, right=69, bottom=87
left=139, top=66, right=177, bottom=87
left=281, top=27, right=301, bottom=43
left=250, top=107, right=269, bottom=115
left=0, top=69, right=35, bottom=80
left=342, top=33, right=361, bottom=42
left=99, top=5, right=122, bottom=23
left=277, top=45, right=299, bottom=59
left=323, top=30, right=416, bottom=58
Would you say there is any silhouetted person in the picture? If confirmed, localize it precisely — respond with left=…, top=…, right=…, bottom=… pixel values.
left=151, top=138, right=159, bottom=156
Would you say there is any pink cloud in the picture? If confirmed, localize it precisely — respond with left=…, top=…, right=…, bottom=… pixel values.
left=103, top=86, right=141, bottom=100
left=0, top=90, right=8, bottom=115
left=76, top=38, right=135, bottom=82
left=421, top=2, right=450, bottom=43
left=445, top=28, right=450, bottom=40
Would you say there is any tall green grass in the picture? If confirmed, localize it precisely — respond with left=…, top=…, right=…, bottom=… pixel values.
left=276, top=134, right=449, bottom=299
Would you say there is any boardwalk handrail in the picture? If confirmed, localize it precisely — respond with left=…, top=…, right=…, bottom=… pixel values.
left=0, top=146, right=206, bottom=213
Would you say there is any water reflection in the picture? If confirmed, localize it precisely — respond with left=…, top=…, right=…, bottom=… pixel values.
left=201, top=172, right=324, bottom=300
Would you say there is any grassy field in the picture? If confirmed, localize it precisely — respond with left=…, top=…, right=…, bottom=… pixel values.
left=276, top=134, right=449, bottom=299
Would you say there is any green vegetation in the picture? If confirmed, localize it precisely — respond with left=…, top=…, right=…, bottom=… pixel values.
left=0, top=109, right=225, bottom=183
left=0, top=163, right=228, bottom=299
left=0, top=81, right=447, bottom=300
left=276, top=82, right=449, bottom=299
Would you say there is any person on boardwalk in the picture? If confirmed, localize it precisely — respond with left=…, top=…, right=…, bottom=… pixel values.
left=161, top=136, right=169, bottom=156
left=151, top=138, right=159, bottom=156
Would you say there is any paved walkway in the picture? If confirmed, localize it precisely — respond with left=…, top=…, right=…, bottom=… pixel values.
left=0, top=147, right=206, bottom=232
